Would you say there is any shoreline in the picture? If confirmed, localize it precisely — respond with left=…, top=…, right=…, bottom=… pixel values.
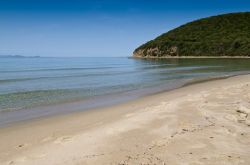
left=131, top=56, right=250, bottom=59
left=1, top=74, right=250, bottom=164
left=0, top=72, right=245, bottom=128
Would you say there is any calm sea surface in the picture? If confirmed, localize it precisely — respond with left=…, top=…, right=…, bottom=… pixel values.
left=1, top=57, right=250, bottom=125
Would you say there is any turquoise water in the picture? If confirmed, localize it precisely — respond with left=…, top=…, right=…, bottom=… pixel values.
left=1, top=57, right=250, bottom=123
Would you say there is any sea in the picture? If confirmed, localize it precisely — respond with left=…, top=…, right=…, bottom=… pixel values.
left=1, top=57, right=250, bottom=126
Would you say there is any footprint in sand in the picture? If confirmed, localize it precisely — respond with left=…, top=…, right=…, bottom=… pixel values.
left=234, top=102, right=250, bottom=112
left=190, top=142, right=207, bottom=149
left=236, top=109, right=249, bottom=117
left=234, top=109, right=250, bottom=126
left=215, top=127, right=237, bottom=136
left=30, top=153, right=47, bottom=159
left=41, top=136, right=54, bottom=143
left=125, top=113, right=136, bottom=118
left=224, top=114, right=238, bottom=122
left=54, top=136, right=73, bottom=144
left=152, top=138, right=170, bottom=148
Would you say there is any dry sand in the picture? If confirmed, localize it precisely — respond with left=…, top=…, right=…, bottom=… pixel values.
left=0, top=75, right=250, bottom=165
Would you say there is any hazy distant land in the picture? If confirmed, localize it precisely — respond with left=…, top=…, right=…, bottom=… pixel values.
left=0, top=55, right=40, bottom=58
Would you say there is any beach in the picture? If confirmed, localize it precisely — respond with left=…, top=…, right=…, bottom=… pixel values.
left=0, top=74, right=250, bottom=165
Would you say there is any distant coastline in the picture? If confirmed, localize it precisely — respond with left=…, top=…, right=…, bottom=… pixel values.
left=0, top=55, right=40, bottom=58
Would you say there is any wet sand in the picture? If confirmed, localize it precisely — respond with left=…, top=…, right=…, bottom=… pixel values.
left=0, top=75, right=250, bottom=165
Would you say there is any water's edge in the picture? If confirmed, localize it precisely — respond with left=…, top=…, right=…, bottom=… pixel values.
left=0, top=72, right=248, bottom=128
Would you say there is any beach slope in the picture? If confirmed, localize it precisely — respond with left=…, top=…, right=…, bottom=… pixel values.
left=0, top=75, right=250, bottom=164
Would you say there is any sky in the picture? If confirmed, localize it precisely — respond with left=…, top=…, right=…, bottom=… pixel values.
left=0, top=0, right=249, bottom=57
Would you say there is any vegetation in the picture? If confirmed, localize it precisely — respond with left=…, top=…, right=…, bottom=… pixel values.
left=133, top=12, right=250, bottom=57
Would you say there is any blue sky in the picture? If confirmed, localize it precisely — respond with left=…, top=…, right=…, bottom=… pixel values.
left=0, top=0, right=249, bottom=57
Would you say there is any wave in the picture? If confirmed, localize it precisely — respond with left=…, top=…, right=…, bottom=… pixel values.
left=0, top=63, right=177, bottom=73
left=0, top=66, right=118, bottom=73
left=0, top=66, right=218, bottom=84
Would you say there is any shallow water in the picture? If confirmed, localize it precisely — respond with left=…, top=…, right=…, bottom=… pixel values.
left=1, top=57, right=250, bottom=125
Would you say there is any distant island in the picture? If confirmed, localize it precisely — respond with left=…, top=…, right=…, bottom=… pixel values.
left=133, top=12, right=250, bottom=58
left=0, top=55, right=40, bottom=58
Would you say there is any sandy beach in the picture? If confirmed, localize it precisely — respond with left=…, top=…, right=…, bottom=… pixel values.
left=0, top=74, right=250, bottom=165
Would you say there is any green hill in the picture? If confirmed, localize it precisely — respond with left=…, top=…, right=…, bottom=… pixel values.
left=133, top=12, right=250, bottom=57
